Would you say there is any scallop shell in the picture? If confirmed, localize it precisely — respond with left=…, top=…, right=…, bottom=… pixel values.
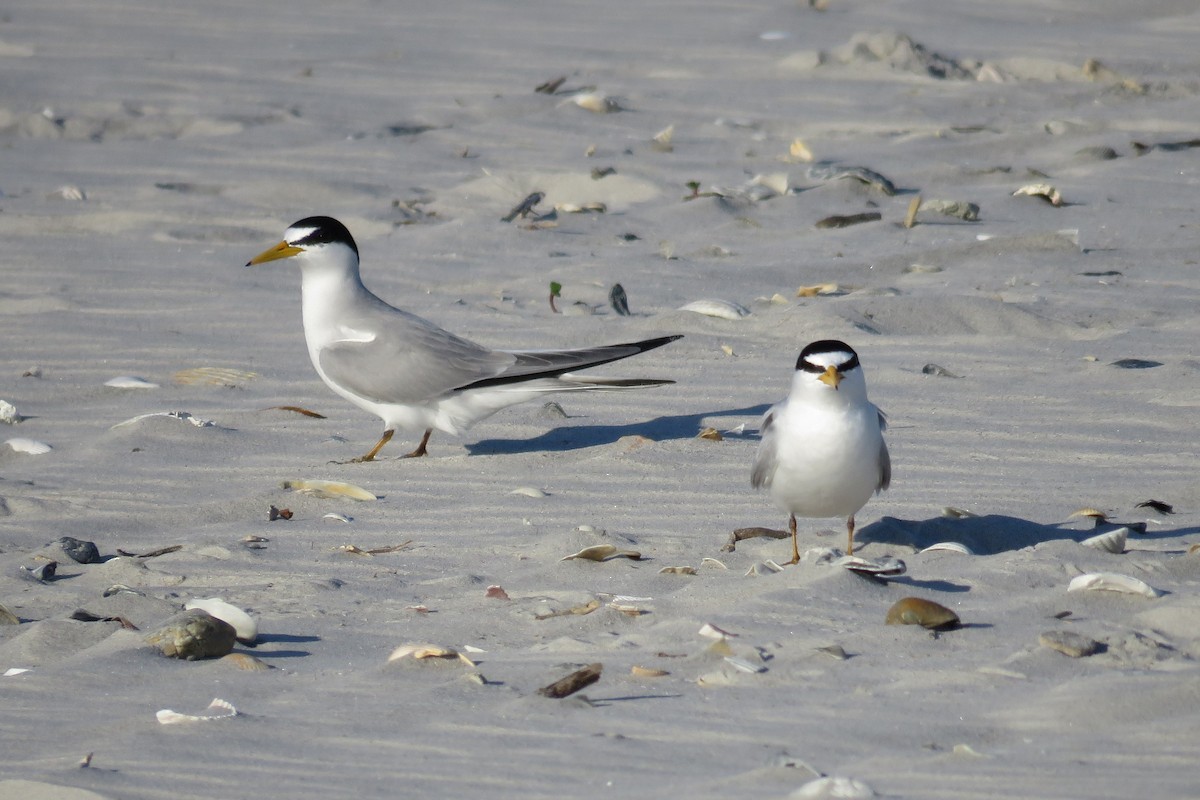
left=156, top=698, right=238, bottom=725
left=5, top=438, right=52, bottom=455
left=104, top=375, right=159, bottom=389
left=221, top=653, right=272, bottom=671
left=184, top=597, right=258, bottom=644
left=281, top=479, right=376, bottom=501
left=886, top=597, right=960, bottom=630
left=920, top=542, right=975, bottom=555
left=678, top=299, right=750, bottom=320
left=1067, top=572, right=1160, bottom=598
left=1080, top=527, right=1127, bottom=554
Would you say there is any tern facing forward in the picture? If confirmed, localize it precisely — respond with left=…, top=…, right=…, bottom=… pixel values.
left=751, top=340, right=890, bottom=562
left=247, top=216, right=681, bottom=460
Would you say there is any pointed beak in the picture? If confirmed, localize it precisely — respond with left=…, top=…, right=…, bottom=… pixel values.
left=818, top=364, right=843, bottom=389
left=246, top=241, right=302, bottom=267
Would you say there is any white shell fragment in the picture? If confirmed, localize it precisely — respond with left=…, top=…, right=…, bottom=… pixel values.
left=569, top=91, right=621, bottom=113
left=388, top=643, right=476, bottom=666
left=724, top=656, right=767, bottom=674
left=791, top=776, right=876, bottom=799
left=833, top=555, right=907, bottom=577
left=560, top=544, right=641, bottom=562
left=5, top=438, right=52, bottom=455
left=510, top=486, right=549, bottom=498
left=698, top=622, right=738, bottom=640
left=1068, top=572, right=1160, bottom=598
left=184, top=598, right=258, bottom=644
left=110, top=411, right=214, bottom=429
left=1081, top=527, right=1128, bottom=554
left=678, top=299, right=751, bottom=320
left=1012, top=183, right=1063, bottom=206
left=4, top=668, right=32, bottom=677
left=281, top=479, right=376, bottom=501
left=745, top=560, right=785, bottom=576
left=920, top=542, right=975, bottom=555
left=104, top=375, right=160, bottom=389
left=156, top=698, right=238, bottom=725
left=323, top=512, right=353, bottom=524
left=0, top=400, right=21, bottom=424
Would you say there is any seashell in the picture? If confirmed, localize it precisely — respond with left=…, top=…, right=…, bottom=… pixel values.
left=560, top=544, right=642, bottom=562
left=184, top=597, right=258, bottom=644
left=678, top=299, right=751, bottom=320
left=388, top=643, right=475, bottom=666
left=49, top=185, right=86, bottom=201
left=537, top=663, right=602, bottom=698
left=920, top=542, right=974, bottom=555
left=786, top=138, right=814, bottom=163
left=281, top=479, right=376, bottom=501
left=796, top=282, right=841, bottom=298
left=745, top=560, right=785, bottom=576
left=903, top=195, right=922, bottom=228
left=834, top=555, right=906, bottom=577
left=1039, top=630, right=1100, bottom=658
left=0, top=603, right=20, bottom=625
left=886, top=597, right=961, bottom=630
left=1067, top=572, right=1160, bottom=598
left=323, top=512, right=353, bottom=523
left=608, top=602, right=646, bottom=616
left=145, top=609, right=237, bottom=660
left=1080, top=527, right=1127, bottom=554
left=1012, top=183, right=1063, bottom=206
left=922, top=363, right=962, bottom=378
left=651, top=124, right=674, bottom=152
left=485, top=585, right=509, bottom=600
left=752, top=172, right=790, bottom=196
left=952, top=744, right=988, bottom=758
left=0, top=399, right=21, bottom=424
left=104, top=375, right=159, bottom=389
left=510, top=486, right=549, bottom=498
left=920, top=199, right=980, bottom=222
left=4, top=668, right=31, bottom=677
left=172, top=366, right=257, bottom=386
left=631, top=665, right=669, bottom=678
left=701, top=557, right=728, bottom=570
left=570, top=92, right=621, bottom=113
left=110, top=410, right=214, bottom=429
left=817, top=644, right=848, bottom=660
left=657, top=566, right=697, bottom=575
left=791, top=776, right=876, bottom=800
left=156, top=698, right=238, bottom=725
left=534, top=599, right=600, bottom=620
left=697, top=427, right=724, bottom=441
left=221, top=653, right=272, bottom=671
left=815, top=212, right=882, bottom=229
left=724, top=656, right=767, bottom=674
left=807, top=163, right=896, bottom=195
left=698, top=622, right=738, bottom=640
left=942, top=506, right=977, bottom=519
left=6, top=437, right=52, bottom=455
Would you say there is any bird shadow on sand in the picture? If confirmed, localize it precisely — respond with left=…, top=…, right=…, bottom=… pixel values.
left=860, top=514, right=1198, bottom=555
left=465, top=404, right=771, bottom=456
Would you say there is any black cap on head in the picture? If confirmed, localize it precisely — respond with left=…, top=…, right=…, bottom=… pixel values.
left=289, top=216, right=358, bottom=257
left=796, top=339, right=859, bottom=373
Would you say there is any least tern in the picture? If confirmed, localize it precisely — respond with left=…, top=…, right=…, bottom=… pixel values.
left=751, top=340, right=890, bottom=562
left=246, top=216, right=681, bottom=460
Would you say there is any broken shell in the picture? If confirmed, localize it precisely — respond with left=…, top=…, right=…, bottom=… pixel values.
left=388, top=643, right=475, bottom=666
left=701, top=557, right=728, bottom=570
left=698, top=622, right=738, bottom=640
left=752, top=172, right=790, bottom=196
left=6, top=438, right=52, bottom=455
left=184, top=598, right=258, bottom=644
left=0, top=400, right=23, bottom=424
left=1070, top=507, right=1109, bottom=522
left=1039, top=630, right=1100, bottom=658
left=651, top=124, right=675, bottom=151
left=156, top=698, right=238, bottom=725
left=221, top=653, right=272, bottom=671
left=570, top=92, right=620, bottom=113
left=631, top=665, right=669, bottom=678
left=886, top=597, right=961, bottom=630
left=560, top=544, right=642, bottom=562
left=281, top=479, right=376, bottom=501
left=678, top=299, right=751, bottom=320
left=786, top=138, right=814, bottom=163
left=833, top=555, right=906, bottom=577
left=0, top=604, right=19, bottom=625
left=724, top=656, right=767, bottom=674
left=745, top=560, right=785, bottom=576
left=323, top=512, right=353, bottom=523
left=110, top=410, right=214, bottom=429
left=104, top=375, right=159, bottom=389
left=941, top=506, right=977, bottom=518
left=697, top=427, right=724, bottom=441
left=1013, top=183, right=1063, bottom=206
left=657, top=566, right=697, bottom=575
left=792, top=776, right=876, bottom=800
left=1068, top=572, right=1160, bottom=598
left=1080, top=527, right=1127, bottom=554
left=796, top=282, right=841, bottom=297
left=920, top=542, right=975, bottom=555
left=510, top=486, right=549, bottom=498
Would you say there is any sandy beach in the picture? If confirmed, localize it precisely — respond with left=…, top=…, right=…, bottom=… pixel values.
left=2, top=1, right=1200, bottom=797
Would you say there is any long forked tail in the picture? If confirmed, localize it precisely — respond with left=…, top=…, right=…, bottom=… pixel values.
left=463, top=335, right=682, bottom=391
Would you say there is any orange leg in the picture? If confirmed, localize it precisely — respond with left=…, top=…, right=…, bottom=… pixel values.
left=352, top=429, right=395, bottom=463
left=787, top=513, right=800, bottom=565
left=401, top=429, right=432, bottom=459
left=846, top=514, right=856, bottom=556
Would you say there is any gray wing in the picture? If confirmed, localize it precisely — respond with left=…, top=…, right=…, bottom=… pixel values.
left=750, top=406, right=780, bottom=489
left=318, top=304, right=515, bottom=405
left=466, top=335, right=681, bottom=390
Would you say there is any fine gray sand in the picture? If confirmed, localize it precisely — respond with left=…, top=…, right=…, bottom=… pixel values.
left=2, top=1, right=1199, bottom=798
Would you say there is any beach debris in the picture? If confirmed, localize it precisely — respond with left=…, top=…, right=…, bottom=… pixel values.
left=116, top=544, right=182, bottom=558
left=537, top=663, right=602, bottom=698
left=942, top=507, right=977, bottom=519
left=808, top=163, right=896, bottom=195
left=268, top=505, right=292, bottom=521
left=1075, top=145, right=1119, bottom=161
left=701, top=557, right=728, bottom=570
left=569, top=91, right=621, bottom=113
left=919, top=542, right=974, bottom=555
left=184, top=598, right=258, bottom=644
left=609, top=284, right=630, bottom=316
left=591, top=166, right=617, bottom=179
left=501, top=191, right=545, bottom=223
left=658, top=566, right=697, bottom=575
left=698, top=622, right=739, bottom=640
left=510, top=486, right=548, bottom=498
left=4, top=668, right=31, bottom=677
left=535, top=76, right=566, bottom=94
left=1069, top=508, right=1109, bottom=526
left=335, top=541, right=412, bottom=557
left=110, top=411, right=214, bottom=429
left=815, top=212, right=882, bottom=229
left=1131, top=137, right=1200, bottom=156
left=267, top=405, right=326, bottom=418
left=156, top=698, right=238, bottom=725
left=1110, top=358, right=1162, bottom=369
left=745, top=559, right=785, bottom=576
left=560, top=544, right=643, bottom=562
left=1067, top=572, right=1160, bottom=599
left=0, top=400, right=21, bottom=424
left=21, top=561, right=57, bottom=582
left=55, top=536, right=101, bottom=564
left=796, top=282, right=841, bottom=297
left=1039, top=630, right=1101, bottom=658
left=631, top=665, right=669, bottom=678
left=548, top=281, right=562, bottom=313
left=817, top=644, right=848, bottom=660
left=535, top=599, right=601, bottom=620
left=145, top=609, right=237, bottom=660
left=697, top=427, right=724, bottom=442
left=1080, top=527, right=1127, bottom=554
left=607, top=599, right=647, bottom=616
left=5, top=437, right=52, bottom=455
left=651, top=124, right=674, bottom=152
left=281, top=479, right=376, bottom=501
left=173, top=366, right=258, bottom=386
left=104, top=376, right=159, bottom=389
left=103, top=584, right=145, bottom=597
left=903, top=196, right=921, bottom=228
left=0, top=604, right=19, bottom=625
left=886, top=597, right=961, bottom=630
left=783, top=138, right=815, bottom=163
left=723, top=526, right=790, bottom=552
left=69, top=610, right=137, bottom=629
left=1012, top=183, right=1063, bottom=206
left=920, top=199, right=980, bottom=222
left=222, top=653, right=272, bottom=672
left=833, top=554, right=906, bottom=578
left=48, top=185, right=86, bottom=201
left=555, top=201, right=606, bottom=214
left=1136, top=500, right=1174, bottom=515
left=388, top=643, right=475, bottom=666
left=922, top=363, right=962, bottom=378
left=725, top=656, right=767, bottom=674
left=791, top=776, right=876, bottom=799
left=904, top=263, right=943, bottom=274
left=678, top=299, right=750, bottom=320
left=486, top=585, right=510, bottom=600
